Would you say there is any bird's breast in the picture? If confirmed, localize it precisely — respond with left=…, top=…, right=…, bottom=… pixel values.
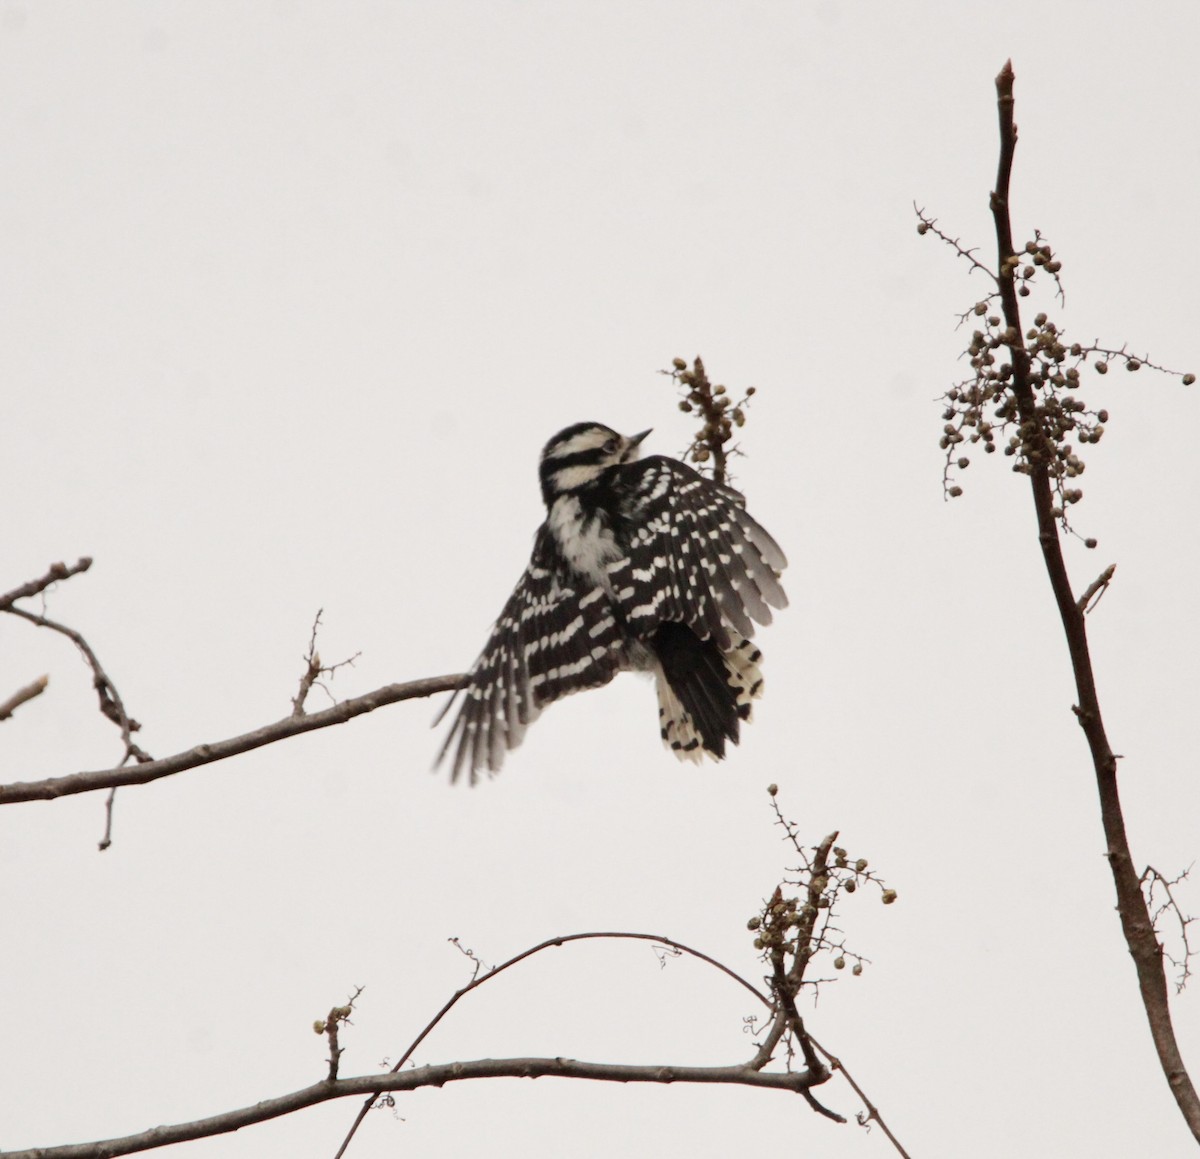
left=547, top=495, right=623, bottom=591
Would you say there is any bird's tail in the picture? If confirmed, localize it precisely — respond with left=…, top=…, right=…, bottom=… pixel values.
left=654, top=627, right=764, bottom=762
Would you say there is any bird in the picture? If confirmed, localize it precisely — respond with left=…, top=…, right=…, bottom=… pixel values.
left=436, top=421, right=788, bottom=782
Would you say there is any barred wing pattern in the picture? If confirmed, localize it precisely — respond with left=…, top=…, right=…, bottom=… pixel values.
left=608, top=457, right=788, bottom=648
left=437, top=528, right=625, bottom=783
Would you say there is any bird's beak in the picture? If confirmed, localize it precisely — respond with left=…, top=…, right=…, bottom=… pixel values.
left=627, top=428, right=653, bottom=448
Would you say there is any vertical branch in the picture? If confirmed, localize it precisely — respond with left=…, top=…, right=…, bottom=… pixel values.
left=989, top=60, right=1200, bottom=1140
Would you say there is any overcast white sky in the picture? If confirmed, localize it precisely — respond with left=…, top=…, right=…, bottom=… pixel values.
left=3, top=3, right=1200, bottom=1157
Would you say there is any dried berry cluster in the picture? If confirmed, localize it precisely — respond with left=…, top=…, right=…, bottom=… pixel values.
left=941, top=305, right=1117, bottom=512
left=749, top=802, right=896, bottom=989
left=920, top=215, right=1195, bottom=524
left=663, top=355, right=756, bottom=484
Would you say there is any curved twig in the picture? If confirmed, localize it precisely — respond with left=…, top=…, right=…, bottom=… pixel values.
left=333, top=930, right=773, bottom=1157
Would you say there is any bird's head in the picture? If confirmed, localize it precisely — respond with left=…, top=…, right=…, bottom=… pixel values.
left=538, top=422, right=651, bottom=505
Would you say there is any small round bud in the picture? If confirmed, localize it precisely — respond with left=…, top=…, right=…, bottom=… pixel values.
left=1096, top=361, right=1108, bottom=375
left=747, top=916, right=762, bottom=930
left=834, top=956, right=846, bottom=970
left=678, top=401, right=692, bottom=412
left=767, top=782, right=778, bottom=796
left=1046, top=260, right=1062, bottom=273
left=672, top=357, right=687, bottom=370
left=1085, top=537, right=1098, bottom=549
left=1127, top=359, right=1141, bottom=372
left=881, top=889, right=897, bottom=905
left=746, top=385, right=756, bottom=396
left=974, top=302, right=987, bottom=316
left=855, top=858, right=868, bottom=871
left=1025, top=241, right=1038, bottom=254
left=1018, top=286, right=1031, bottom=298
left=852, top=963, right=863, bottom=976
left=948, top=485, right=963, bottom=498
left=753, top=937, right=764, bottom=950
left=1097, top=409, right=1109, bottom=423
left=1184, top=374, right=1196, bottom=386
left=313, top=1021, right=327, bottom=1035
left=844, top=879, right=856, bottom=893
left=1034, top=312, right=1048, bottom=326
left=956, top=457, right=969, bottom=469
left=917, top=221, right=929, bottom=234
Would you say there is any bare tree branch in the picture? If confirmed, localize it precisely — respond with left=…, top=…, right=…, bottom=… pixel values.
left=0, top=556, right=92, bottom=611
left=6, top=929, right=816, bottom=1159
left=0, top=1055, right=826, bottom=1159
left=0, top=675, right=49, bottom=722
left=985, top=59, right=1200, bottom=1140
left=0, top=675, right=464, bottom=806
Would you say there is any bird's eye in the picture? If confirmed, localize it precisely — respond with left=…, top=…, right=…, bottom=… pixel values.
left=602, top=437, right=619, bottom=455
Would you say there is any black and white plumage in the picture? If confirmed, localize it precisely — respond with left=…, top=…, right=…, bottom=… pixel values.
left=436, top=422, right=788, bottom=782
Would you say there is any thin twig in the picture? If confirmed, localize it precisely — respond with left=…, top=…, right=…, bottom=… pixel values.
left=316, top=987, right=365, bottom=1081
left=0, top=675, right=49, bottom=722
left=292, top=610, right=326, bottom=716
left=5, top=602, right=152, bottom=848
left=810, top=1035, right=913, bottom=1159
left=5, top=605, right=150, bottom=759
left=0, top=674, right=464, bottom=806
left=1141, top=865, right=1196, bottom=993
left=99, top=788, right=119, bottom=852
left=1076, top=564, right=1116, bottom=615
left=914, top=204, right=999, bottom=283
left=290, top=610, right=362, bottom=716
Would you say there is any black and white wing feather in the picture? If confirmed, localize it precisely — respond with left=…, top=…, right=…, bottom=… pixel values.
left=608, top=457, right=788, bottom=647
left=436, top=527, right=625, bottom=783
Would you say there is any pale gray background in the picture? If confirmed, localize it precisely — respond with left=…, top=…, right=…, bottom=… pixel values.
left=3, top=3, right=1199, bottom=1156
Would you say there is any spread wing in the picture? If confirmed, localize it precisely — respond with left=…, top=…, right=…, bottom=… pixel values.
left=436, top=527, right=625, bottom=784
left=607, top=457, right=788, bottom=650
